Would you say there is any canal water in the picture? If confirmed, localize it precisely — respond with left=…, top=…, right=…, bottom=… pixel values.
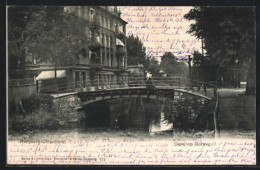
left=80, top=98, right=173, bottom=134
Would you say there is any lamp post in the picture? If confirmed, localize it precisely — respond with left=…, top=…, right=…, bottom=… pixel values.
left=188, top=55, right=192, bottom=79
left=235, top=59, right=239, bottom=88
left=201, top=38, right=205, bottom=82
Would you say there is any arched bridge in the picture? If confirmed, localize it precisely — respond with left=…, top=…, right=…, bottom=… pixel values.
left=39, top=77, right=220, bottom=137
left=40, top=77, right=217, bottom=105
left=77, top=87, right=215, bottom=106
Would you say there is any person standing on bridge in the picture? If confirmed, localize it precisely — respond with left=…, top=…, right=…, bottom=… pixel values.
left=146, top=77, right=154, bottom=88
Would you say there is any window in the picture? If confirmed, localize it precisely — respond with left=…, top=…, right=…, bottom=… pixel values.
left=109, top=6, right=114, bottom=12
left=100, top=51, right=103, bottom=65
left=104, top=35, right=107, bottom=47
left=119, top=24, right=123, bottom=33
left=90, top=8, right=95, bottom=14
left=108, top=51, right=111, bottom=67
left=96, top=32, right=100, bottom=43
left=90, top=31, right=93, bottom=39
left=75, top=72, right=80, bottom=83
left=106, top=36, right=110, bottom=48
left=108, top=20, right=111, bottom=29
left=96, top=14, right=99, bottom=23
left=64, top=7, right=68, bottom=12
left=101, top=16, right=104, bottom=27
left=123, top=25, right=126, bottom=33
left=105, top=18, right=108, bottom=28
left=89, top=8, right=95, bottom=21
left=101, top=34, right=104, bottom=46
left=102, top=51, right=105, bottom=65
left=81, top=6, right=85, bottom=18
left=100, top=16, right=102, bottom=26
left=75, top=6, right=78, bottom=15
left=110, top=36, right=113, bottom=47
left=106, top=50, right=109, bottom=66
left=89, top=50, right=92, bottom=59
left=82, top=72, right=86, bottom=87
left=77, top=7, right=81, bottom=17
left=111, top=49, right=113, bottom=67
left=115, top=23, right=118, bottom=32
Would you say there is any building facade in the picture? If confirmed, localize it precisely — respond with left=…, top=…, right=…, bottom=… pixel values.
left=16, top=6, right=129, bottom=93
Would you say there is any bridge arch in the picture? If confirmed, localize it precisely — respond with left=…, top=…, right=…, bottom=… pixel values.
left=77, top=88, right=211, bottom=106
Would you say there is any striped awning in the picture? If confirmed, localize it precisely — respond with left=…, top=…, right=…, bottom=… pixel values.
left=116, top=38, right=125, bottom=47
left=36, top=70, right=66, bottom=80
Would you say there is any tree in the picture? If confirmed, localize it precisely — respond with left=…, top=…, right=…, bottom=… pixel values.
left=24, top=6, right=88, bottom=66
left=9, top=6, right=89, bottom=77
left=8, top=6, right=43, bottom=78
left=147, top=57, right=162, bottom=77
left=126, top=35, right=147, bottom=66
left=162, top=95, right=215, bottom=133
left=160, top=52, right=189, bottom=78
left=192, top=50, right=219, bottom=82
left=184, top=7, right=255, bottom=94
left=21, top=6, right=89, bottom=91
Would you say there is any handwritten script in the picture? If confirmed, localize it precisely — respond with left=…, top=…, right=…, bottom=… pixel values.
left=119, top=6, right=201, bottom=59
left=8, top=138, right=256, bottom=165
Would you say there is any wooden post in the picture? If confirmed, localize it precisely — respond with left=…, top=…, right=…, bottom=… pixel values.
left=214, top=89, right=220, bottom=138
left=36, top=80, right=38, bottom=93
left=54, top=62, right=58, bottom=94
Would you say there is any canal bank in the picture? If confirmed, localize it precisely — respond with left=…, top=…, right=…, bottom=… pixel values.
left=218, top=88, right=256, bottom=131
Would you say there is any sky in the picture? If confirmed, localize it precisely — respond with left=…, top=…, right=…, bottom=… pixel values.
left=119, top=6, right=202, bottom=62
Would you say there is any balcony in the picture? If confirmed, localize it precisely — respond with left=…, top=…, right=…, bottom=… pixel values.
left=89, top=15, right=100, bottom=32
left=89, top=42, right=102, bottom=52
left=116, top=46, right=125, bottom=57
left=115, top=28, right=126, bottom=42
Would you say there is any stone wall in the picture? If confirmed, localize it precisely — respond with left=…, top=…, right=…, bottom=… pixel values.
left=53, top=95, right=85, bottom=125
left=8, top=84, right=36, bottom=112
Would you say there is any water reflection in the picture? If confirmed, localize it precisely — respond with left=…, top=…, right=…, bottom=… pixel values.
left=81, top=98, right=172, bottom=134
left=149, top=110, right=173, bottom=134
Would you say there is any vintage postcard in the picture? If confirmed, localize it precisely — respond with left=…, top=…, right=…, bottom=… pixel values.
left=7, top=5, right=256, bottom=165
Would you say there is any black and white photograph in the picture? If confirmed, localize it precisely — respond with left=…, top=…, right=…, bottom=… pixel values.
left=7, top=5, right=256, bottom=165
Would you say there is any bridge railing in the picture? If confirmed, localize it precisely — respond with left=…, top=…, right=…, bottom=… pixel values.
left=37, top=80, right=133, bottom=94
left=128, top=77, right=217, bottom=98
left=38, top=77, right=216, bottom=99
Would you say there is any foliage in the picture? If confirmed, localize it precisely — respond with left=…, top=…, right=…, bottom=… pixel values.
left=23, top=6, right=88, bottom=66
left=126, top=35, right=147, bottom=66
left=9, top=109, right=60, bottom=132
left=184, top=7, right=255, bottom=93
left=192, top=51, right=203, bottom=63
left=160, top=52, right=189, bottom=78
left=130, top=69, right=145, bottom=77
left=162, top=95, right=215, bottom=132
left=191, top=50, right=219, bottom=81
left=8, top=6, right=44, bottom=77
left=116, top=47, right=126, bottom=57
left=146, top=57, right=162, bottom=77
left=21, top=93, right=54, bottom=113
left=9, top=95, right=84, bottom=132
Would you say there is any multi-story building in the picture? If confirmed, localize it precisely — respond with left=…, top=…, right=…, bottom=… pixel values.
left=18, top=6, right=129, bottom=93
